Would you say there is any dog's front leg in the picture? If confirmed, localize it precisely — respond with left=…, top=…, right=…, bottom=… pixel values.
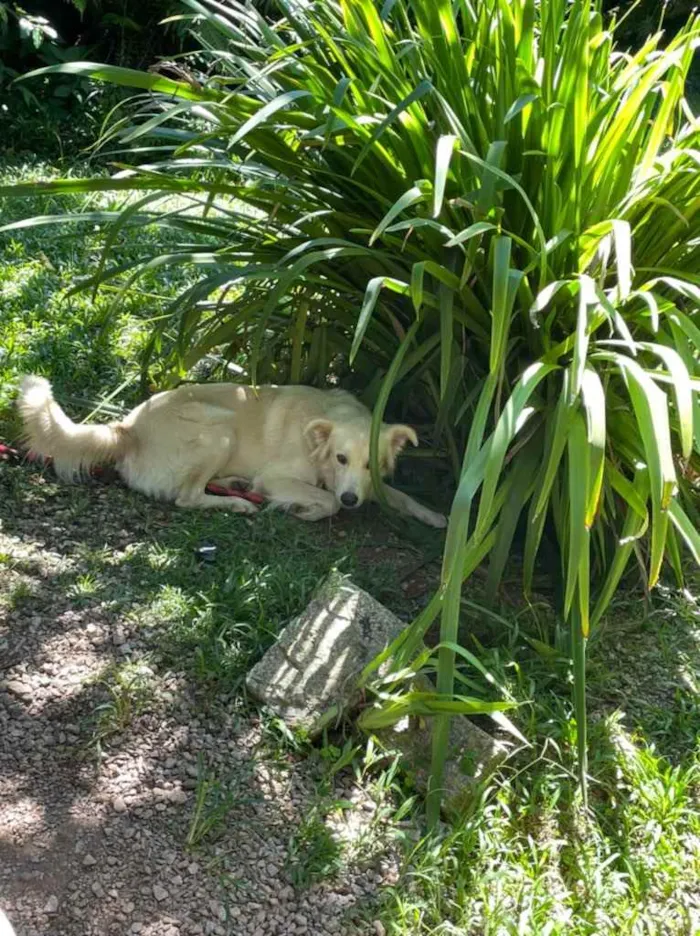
left=258, top=476, right=340, bottom=522
left=379, top=483, right=447, bottom=528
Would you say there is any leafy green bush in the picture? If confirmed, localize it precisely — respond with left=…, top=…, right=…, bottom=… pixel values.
left=0, top=0, right=182, bottom=156
left=604, top=0, right=700, bottom=106
left=1, top=0, right=699, bottom=818
left=0, top=5, right=112, bottom=155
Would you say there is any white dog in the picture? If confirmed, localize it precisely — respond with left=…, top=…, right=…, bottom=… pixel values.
left=17, top=377, right=446, bottom=528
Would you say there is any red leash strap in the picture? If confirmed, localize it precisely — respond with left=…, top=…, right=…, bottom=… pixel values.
left=204, top=482, right=265, bottom=505
left=0, top=444, right=51, bottom=467
left=0, top=443, right=19, bottom=462
left=0, top=441, right=265, bottom=505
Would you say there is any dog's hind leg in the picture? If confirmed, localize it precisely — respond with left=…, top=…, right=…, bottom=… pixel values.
left=258, top=476, right=339, bottom=522
left=175, top=488, right=259, bottom=513
left=175, top=470, right=259, bottom=513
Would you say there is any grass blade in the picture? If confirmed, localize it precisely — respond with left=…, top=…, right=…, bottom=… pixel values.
left=490, top=236, right=513, bottom=376
left=433, top=134, right=457, bottom=218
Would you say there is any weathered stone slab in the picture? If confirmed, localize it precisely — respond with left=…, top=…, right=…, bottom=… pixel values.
left=373, top=688, right=511, bottom=818
left=247, top=574, right=512, bottom=815
left=246, top=573, right=405, bottom=732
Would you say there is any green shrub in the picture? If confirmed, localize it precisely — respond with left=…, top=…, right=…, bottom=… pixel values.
left=1, top=0, right=699, bottom=818
left=0, top=0, right=183, bottom=156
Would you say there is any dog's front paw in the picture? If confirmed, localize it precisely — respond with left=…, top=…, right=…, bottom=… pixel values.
left=419, top=508, right=448, bottom=529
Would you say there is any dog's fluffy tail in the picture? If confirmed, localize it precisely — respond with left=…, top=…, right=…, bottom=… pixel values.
left=16, top=376, right=132, bottom=481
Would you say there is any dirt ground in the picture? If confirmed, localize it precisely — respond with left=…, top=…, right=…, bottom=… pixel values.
left=5, top=460, right=699, bottom=936
left=0, top=466, right=427, bottom=936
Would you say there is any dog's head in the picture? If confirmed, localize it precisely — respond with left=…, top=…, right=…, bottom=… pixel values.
left=304, top=418, right=418, bottom=509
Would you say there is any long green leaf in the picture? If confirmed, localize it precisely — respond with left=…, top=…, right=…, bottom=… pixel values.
left=474, top=362, right=558, bottom=541
left=668, top=499, right=700, bottom=564
left=17, top=61, right=222, bottom=101
left=593, top=351, right=676, bottom=587
left=490, top=236, right=513, bottom=376
left=370, top=184, right=428, bottom=246
left=433, top=134, right=457, bottom=218
left=230, top=89, right=313, bottom=146
left=592, top=468, right=650, bottom=627
left=565, top=413, right=590, bottom=620
left=580, top=367, right=606, bottom=528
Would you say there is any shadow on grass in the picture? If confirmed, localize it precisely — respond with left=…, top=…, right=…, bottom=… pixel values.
left=3, top=455, right=699, bottom=935
left=0, top=462, right=434, bottom=934
left=0, top=464, right=440, bottom=683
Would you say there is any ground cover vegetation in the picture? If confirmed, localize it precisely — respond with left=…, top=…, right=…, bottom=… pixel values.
left=1, top=423, right=699, bottom=933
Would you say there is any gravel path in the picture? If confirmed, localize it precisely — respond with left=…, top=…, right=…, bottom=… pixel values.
left=0, top=471, right=400, bottom=936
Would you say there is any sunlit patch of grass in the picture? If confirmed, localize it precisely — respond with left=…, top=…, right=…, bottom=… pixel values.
left=88, top=660, right=157, bottom=751
left=0, top=159, right=212, bottom=436
left=141, top=583, right=199, bottom=626
left=287, top=808, right=346, bottom=889
left=378, top=732, right=700, bottom=934
left=185, top=755, right=257, bottom=849
left=68, top=572, right=100, bottom=599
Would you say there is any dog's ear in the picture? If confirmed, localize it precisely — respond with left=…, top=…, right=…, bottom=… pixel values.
left=384, top=424, right=418, bottom=457
left=305, top=419, right=334, bottom=452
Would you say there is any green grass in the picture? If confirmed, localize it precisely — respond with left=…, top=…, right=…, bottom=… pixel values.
left=287, top=807, right=346, bottom=888
left=0, top=465, right=410, bottom=686
left=374, top=584, right=700, bottom=935
left=1, top=158, right=699, bottom=934
left=88, top=659, right=156, bottom=749
left=186, top=755, right=258, bottom=849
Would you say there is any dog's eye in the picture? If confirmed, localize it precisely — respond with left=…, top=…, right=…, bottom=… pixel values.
left=336, top=454, right=347, bottom=465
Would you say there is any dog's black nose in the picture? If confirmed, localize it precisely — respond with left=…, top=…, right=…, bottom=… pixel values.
left=340, top=492, right=358, bottom=508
